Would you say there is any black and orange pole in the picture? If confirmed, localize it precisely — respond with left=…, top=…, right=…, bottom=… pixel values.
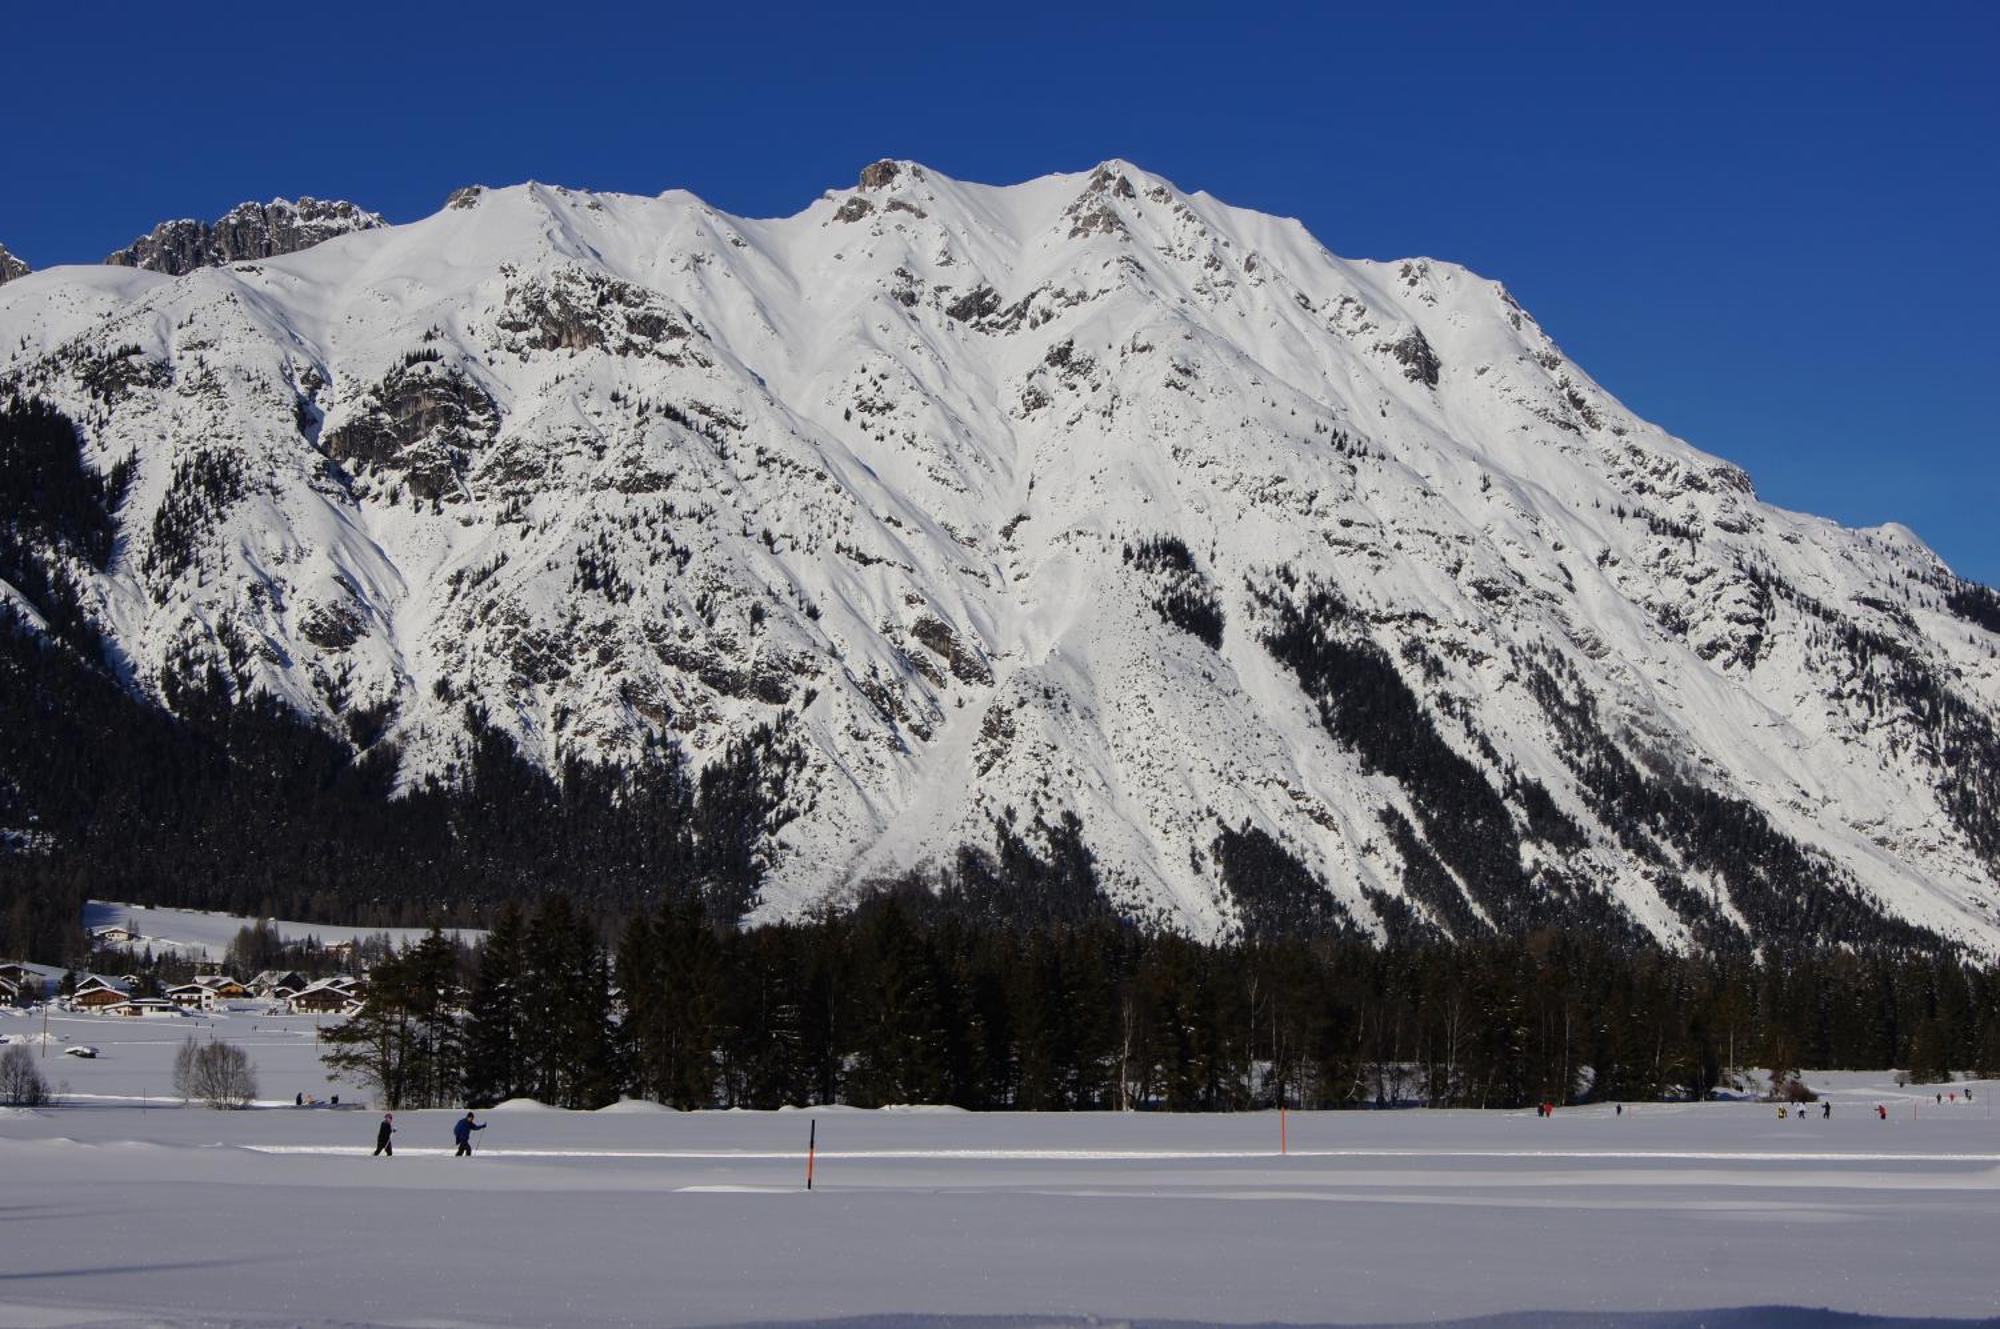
left=806, top=1118, right=817, bottom=1190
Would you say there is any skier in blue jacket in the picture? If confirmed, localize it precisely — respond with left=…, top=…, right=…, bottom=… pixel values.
left=453, top=1111, right=486, bottom=1157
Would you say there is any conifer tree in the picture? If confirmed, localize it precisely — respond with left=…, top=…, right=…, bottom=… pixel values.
left=463, top=902, right=528, bottom=1107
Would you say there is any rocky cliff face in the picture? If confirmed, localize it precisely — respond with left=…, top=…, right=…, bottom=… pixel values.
left=2, top=160, right=1997, bottom=949
left=102, top=197, right=383, bottom=275
left=0, top=244, right=28, bottom=286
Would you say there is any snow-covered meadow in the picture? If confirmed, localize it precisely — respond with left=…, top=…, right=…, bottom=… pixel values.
left=2, top=1011, right=1997, bottom=1327
left=82, top=899, right=486, bottom=962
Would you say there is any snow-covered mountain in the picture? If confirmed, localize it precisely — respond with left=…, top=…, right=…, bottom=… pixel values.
left=3, top=159, right=1997, bottom=949
left=0, top=243, right=27, bottom=286
left=101, top=197, right=384, bottom=275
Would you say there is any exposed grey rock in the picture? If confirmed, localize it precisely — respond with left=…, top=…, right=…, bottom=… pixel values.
left=104, top=197, right=384, bottom=275
left=1380, top=327, right=1442, bottom=388
left=858, top=160, right=905, bottom=190
left=323, top=357, right=501, bottom=503
left=445, top=186, right=486, bottom=211
left=0, top=243, right=28, bottom=286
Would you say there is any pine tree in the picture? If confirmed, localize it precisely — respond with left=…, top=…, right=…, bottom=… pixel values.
left=463, top=904, right=528, bottom=1107
left=319, top=931, right=465, bottom=1110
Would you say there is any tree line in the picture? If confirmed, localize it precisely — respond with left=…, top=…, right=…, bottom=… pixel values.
left=325, top=888, right=2000, bottom=1112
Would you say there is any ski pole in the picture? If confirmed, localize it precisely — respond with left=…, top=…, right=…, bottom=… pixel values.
left=806, top=1118, right=816, bottom=1191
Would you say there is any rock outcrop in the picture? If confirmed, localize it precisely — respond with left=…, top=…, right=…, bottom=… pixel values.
left=103, top=197, right=383, bottom=275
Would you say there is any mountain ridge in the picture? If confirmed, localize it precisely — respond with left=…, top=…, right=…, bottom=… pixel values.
left=2, top=158, right=1996, bottom=950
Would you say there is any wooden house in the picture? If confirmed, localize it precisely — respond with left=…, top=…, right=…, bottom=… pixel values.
left=287, top=979, right=362, bottom=1015
left=73, top=984, right=131, bottom=1010
left=248, top=969, right=307, bottom=997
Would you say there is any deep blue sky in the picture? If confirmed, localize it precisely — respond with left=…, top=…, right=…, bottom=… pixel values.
left=8, top=2, right=1997, bottom=580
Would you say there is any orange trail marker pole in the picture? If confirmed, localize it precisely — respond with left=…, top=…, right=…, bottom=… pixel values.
left=806, top=1118, right=817, bottom=1191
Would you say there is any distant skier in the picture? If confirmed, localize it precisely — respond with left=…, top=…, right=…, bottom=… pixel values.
left=373, top=1113, right=395, bottom=1157
left=1876, top=1103, right=1888, bottom=1120
left=1821, top=1101, right=1831, bottom=1119
left=453, top=1111, right=486, bottom=1157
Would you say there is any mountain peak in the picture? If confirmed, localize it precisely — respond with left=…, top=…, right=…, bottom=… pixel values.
left=103, top=196, right=384, bottom=275
left=1, top=160, right=1995, bottom=953
left=857, top=159, right=924, bottom=190
left=0, top=242, right=28, bottom=286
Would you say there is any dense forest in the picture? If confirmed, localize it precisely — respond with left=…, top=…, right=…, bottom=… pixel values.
left=330, top=887, right=2000, bottom=1113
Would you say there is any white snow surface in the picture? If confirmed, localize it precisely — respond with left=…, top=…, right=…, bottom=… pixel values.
left=1, top=1014, right=1997, bottom=1327
left=80, top=900, right=485, bottom=960
left=3, top=159, right=1998, bottom=945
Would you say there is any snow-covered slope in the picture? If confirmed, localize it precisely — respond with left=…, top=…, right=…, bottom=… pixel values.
left=3, top=159, right=1997, bottom=948
left=82, top=900, right=486, bottom=961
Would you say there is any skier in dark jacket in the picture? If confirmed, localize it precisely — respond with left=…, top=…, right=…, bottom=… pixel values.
left=373, top=1113, right=395, bottom=1157
left=453, top=1111, right=486, bottom=1157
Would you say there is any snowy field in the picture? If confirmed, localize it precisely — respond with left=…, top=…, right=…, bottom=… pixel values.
left=2, top=1014, right=1998, bottom=1328
left=82, top=899, right=486, bottom=960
